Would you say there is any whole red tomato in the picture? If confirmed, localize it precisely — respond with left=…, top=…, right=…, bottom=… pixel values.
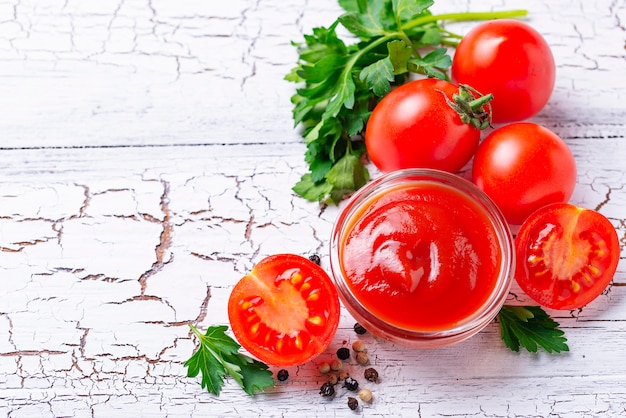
left=228, top=254, right=340, bottom=366
left=515, top=203, right=620, bottom=310
left=365, top=78, right=490, bottom=173
left=471, top=122, right=577, bottom=225
left=451, top=19, right=555, bottom=123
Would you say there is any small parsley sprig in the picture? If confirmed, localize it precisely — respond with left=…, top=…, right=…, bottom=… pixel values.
left=498, top=306, right=569, bottom=353
left=185, top=324, right=274, bottom=396
left=286, top=0, right=527, bottom=204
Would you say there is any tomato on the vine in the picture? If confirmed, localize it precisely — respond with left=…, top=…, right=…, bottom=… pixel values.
left=515, top=203, right=620, bottom=310
left=227, top=254, right=340, bottom=366
left=451, top=19, right=555, bottom=123
left=365, top=78, right=491, bottom=174
left=471, top=122, right=577, bottom=225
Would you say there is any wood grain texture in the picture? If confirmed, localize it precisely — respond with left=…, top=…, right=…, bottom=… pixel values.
left=0, top=0, right=625, bottom=417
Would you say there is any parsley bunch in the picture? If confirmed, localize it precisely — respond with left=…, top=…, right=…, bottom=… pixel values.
left=286, top=0, right=527, bottom=204
left=185, top=325, right=274, bottom=396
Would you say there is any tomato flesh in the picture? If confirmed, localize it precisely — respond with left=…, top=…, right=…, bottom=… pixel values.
left=228, top=254, right=340, bottom=366
left=515, top=203, right=620, bottom=310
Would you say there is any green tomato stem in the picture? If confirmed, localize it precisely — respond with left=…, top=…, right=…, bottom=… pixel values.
left=468, top=93, right=494, bottom=111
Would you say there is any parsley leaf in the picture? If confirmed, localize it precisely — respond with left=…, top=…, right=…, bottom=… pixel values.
left=387, top=40, right=413, bottom=75
left=394, top=0, right=434, bottom=22
left=326, top=151, right=370, bottom=203
left=185, top=324, right=274, bottom=396
left=287, top=1, right=527, bottom=204
left=292, top=173, right=334, bottom=202
left=360, top=57, right=395, bottom=96
left=497, top=306, right=569, bottom=354
left=408, top=47, right=452, bottom=79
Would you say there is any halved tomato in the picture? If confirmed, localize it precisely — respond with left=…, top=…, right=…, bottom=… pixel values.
left=227, top=254, right=340, bottom=366
left=515, top=203, right=620, bottom=310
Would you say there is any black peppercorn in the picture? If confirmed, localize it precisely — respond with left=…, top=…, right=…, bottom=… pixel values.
left=336, top=347, right=350, bottom=360
left=364, top=367, right=379, bottom=383
left=308, top=254, right=321, bottom=265
left=343, top=376, right=359, bottom=391
left=347, top=396, right=359, bottom=410
left=353, top=322, right=367, bottom=335
left=319, top=381, right=335, bottom=397
left=276, top=369, right=289, bottom=382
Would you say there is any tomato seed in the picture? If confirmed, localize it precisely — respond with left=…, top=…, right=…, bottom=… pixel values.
left=263, top=330, right=275, bottom=347
left=307, top=316, right=325, bottom=327
left=293, top=334, right=304, bottom=351
left=290, top=272, right=303, bottom=286
left=275, top=338, right=284, bottom=354
left=306, top=289, right=321, bottom=302
left=588, top=265, right=601, bottom=277
left=249, top=322, right=260, bottom=337
left=245, top=313, right=259, bottom=323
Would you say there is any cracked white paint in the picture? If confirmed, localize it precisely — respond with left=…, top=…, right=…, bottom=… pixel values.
left=0, top=0, right=625, bottom=417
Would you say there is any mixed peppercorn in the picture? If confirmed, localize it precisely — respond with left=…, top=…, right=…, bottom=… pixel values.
left=336, top=347, right=350, bottom=360
left=353, top=322, right=367, bottom=335
left=319, top=381, right=336, bottom=397
left=276, top=369, right=289, bottom=382
left=347, top=396, right=359, bottom=410
left=308, top=254, right=321, bottom=265
left=364, top=367, right=379, bottom=383
left=314, top=323, right=379, bottom=410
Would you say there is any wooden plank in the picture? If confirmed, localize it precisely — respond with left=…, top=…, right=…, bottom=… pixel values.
left=1, top=0, right=625, bottom=416
left=0, top=139, right=625, bottom=416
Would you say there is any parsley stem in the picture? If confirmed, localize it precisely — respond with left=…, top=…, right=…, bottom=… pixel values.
left=189, top=323, right=202, bottom=339
left=402, top=10, right=528, bottom=32
left=352, top=33, right=399, bottom=62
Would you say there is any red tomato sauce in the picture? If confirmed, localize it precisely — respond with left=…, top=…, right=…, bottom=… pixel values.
left=340, top=181, right=502, bottom=332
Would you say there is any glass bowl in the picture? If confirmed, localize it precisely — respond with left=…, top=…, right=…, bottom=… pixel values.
left=329, top=169, right=514, bottom=348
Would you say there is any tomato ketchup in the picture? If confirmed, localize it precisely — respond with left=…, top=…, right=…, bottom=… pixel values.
left=330, top=169, right=513, bottom=347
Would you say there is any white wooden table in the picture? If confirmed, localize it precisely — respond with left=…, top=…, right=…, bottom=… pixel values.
left=1, top=0, right=625, bottom=417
